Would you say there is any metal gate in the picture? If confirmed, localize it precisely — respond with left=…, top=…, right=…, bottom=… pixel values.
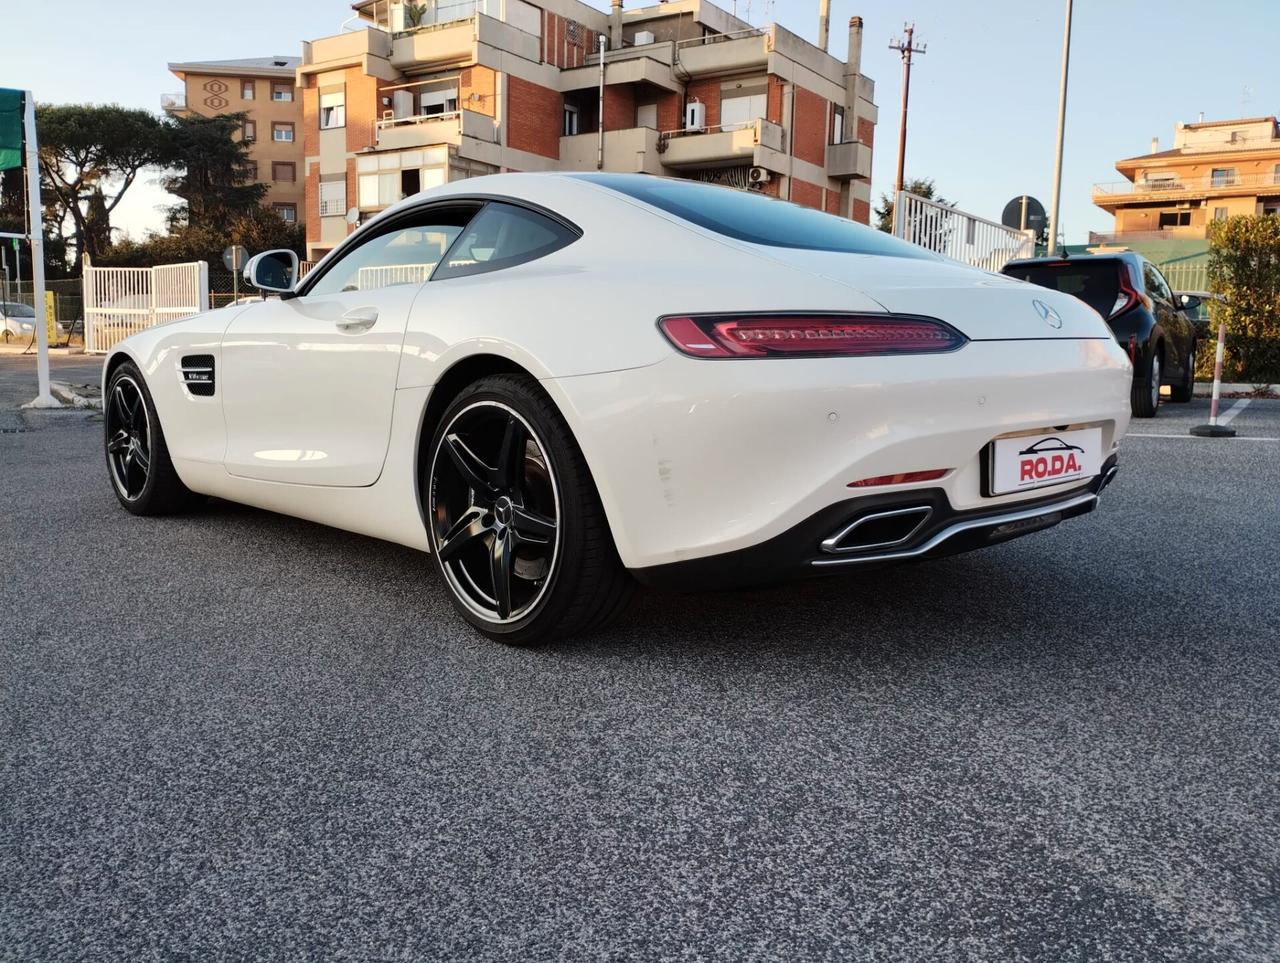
left=893, top=191, right=1035, bottom=272
left=83, top=258, right=209, bottom=354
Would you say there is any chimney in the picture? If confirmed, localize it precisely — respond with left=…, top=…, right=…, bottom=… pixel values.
left=843, top=16, right=863, bottom=142
left=1151, top=136, right=1159, bottom=153
left=818, top=0, right=830, bottom=51
left=611, top=0, right=623, bottom=50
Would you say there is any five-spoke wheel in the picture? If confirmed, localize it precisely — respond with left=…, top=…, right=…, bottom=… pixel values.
left=106, top=374, right=153, bottom=502
left=424, top=375, right=632, bottom=645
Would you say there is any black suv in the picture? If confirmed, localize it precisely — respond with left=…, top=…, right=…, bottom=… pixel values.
left=1001, top=252, right=1198, bottom=417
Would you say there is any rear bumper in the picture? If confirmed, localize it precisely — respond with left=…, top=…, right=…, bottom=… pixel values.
left=633, top=455, right=1118, bottom=590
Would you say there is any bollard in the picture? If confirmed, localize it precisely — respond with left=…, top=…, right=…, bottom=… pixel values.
left=1190, top=321, right=1236, bottom=438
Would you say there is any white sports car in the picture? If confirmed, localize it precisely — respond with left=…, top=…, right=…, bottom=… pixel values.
left=103, top=173, right=1131, bottom=644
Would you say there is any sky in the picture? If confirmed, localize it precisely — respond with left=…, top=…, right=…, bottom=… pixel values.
left=2, top=0, right=1271, bottom=244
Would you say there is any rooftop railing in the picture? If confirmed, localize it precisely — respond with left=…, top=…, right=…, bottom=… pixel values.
left=1094, top=170, right=1280, bottom=195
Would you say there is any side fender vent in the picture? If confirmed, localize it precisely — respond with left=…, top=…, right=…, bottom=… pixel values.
left=181, top=354, right=215, bottom=397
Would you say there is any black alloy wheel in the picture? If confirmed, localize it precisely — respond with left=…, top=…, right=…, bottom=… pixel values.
left=106, top=374, right=153, bottom=502
left=425, top=375, right=633, bottom=645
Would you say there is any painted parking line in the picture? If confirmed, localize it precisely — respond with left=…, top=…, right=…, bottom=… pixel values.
left=1218, top=398, right=1251, bottom=426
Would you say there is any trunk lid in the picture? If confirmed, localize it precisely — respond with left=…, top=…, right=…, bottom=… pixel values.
left=752, top=248, right=1115, bottom=342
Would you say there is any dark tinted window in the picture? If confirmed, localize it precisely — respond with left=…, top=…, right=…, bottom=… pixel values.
left=572, top=173, right=938, bottom=259
left=1003, top=260, right=1122, bottom=318
left=434, top=202, right=579, bottom=280
left=1143, top=261, right=1173, bottom=304
left=2, top=302, right=35, bottom=318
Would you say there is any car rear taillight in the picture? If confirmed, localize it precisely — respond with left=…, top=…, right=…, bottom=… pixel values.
left=1110, top=263, right=1152, bottom=319
left=658, top=314, right=966, bottom=359
left=848, top=469, right=949, bottom=488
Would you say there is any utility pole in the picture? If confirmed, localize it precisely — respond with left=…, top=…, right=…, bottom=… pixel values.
left=889, top=23, right=926, bottom=234
left=1045, top=0, right=1073, bottom=257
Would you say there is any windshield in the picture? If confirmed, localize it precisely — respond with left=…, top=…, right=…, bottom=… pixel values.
left=1003, top=261, right=1122, bottom=318
left=2, top=302, right=35, bottom=318
left=572, top=174, right=937, bottom=260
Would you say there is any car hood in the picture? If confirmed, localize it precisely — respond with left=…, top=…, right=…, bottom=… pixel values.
left=750, top=248, right=1115, bottom=341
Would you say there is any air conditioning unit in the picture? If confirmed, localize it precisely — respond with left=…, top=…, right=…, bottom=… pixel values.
left=634, top=30, right=656, bottom=45
left=685, top=101, right=706, bottom=132
left=748, top=166, right=771, bottom=184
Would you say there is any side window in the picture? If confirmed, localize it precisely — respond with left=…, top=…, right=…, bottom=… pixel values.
left=305, top=207, right=477, bottom=297
left=1143, top=262, right=1172, bottom=304
left=434, top=202, right=579, bottom=280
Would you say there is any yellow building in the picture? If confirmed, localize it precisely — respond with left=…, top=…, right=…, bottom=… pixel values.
left=164, top=56, right=305, bottom=225
left=1093, top=116, right=1280, bottom=242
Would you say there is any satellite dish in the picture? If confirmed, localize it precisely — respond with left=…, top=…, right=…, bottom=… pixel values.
left=1002, top=196, right=1047, bottom=235
left=346, top=207, right=360, bottom=226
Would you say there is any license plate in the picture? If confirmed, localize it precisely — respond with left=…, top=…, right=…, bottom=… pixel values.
left=989, top=427, right=1102, bottom=495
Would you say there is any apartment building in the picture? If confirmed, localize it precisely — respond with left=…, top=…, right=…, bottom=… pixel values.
left=297, top=0, right=876, bottom=260
left=1093, top=116, right=1280, bottom=242
left=164, top=56, right=306, bottom=224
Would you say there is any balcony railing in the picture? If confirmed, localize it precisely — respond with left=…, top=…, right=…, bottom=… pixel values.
left=659, top=118, right=784, bottom=168
left=160, top=92, right=186, bottom=112
left=1094, top=170, right=1280, bottom=196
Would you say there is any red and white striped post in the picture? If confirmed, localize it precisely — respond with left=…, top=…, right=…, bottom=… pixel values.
left=1190, top=320, right=1236, bottom=437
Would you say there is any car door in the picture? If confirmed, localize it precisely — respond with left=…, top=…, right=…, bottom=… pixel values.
left=1143, top=260, right=1193, bottom=378
left=220, top=204, right=475, bottom=486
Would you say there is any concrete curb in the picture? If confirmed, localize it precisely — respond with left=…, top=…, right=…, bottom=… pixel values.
left=47, top=381, right=102, bottom=410
left=1193, top=381, right=1276, bottom=397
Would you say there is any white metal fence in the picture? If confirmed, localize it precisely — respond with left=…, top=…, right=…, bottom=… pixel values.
left=893, top=191, right=1035, bottom=272
left=1156, top=260, right=1209, bottom=293
left=83, top=259, right=209, bottom=354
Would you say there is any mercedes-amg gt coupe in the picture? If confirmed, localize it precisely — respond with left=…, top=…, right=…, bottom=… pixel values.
left=102, top=173, right=1132, bottom=645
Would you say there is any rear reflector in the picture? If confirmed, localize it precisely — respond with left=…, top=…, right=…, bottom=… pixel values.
left=658, top=314, right=966, bottom=359
left=848, top=469, right=949, bottom=488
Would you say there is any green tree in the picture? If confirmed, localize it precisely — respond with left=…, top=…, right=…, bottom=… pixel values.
left=874, top=177, right=948, bottom=233
left=36, top=104, right=168, bottom=262
left=102, top=205, right=303, bottom=270
left=1207, top=214, right=1280, bottom=382
left=160, top=112, right=266, bottom=233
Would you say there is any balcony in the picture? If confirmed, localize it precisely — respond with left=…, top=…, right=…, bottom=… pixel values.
left=160, top=92, right=186, bottom=112
left=301, top=27, right=393, bottom=71
left=1093, top=170, right=1280, bottom=207
left=660, top=118, right=784, bottom=169
left=675, top=31, right=770, bottom=76
left=374, top=109, right=498, bottom=150
left=826, top=140, right=870, bottom=181
left=559, top=127, right=664, bottom=174
left=392, top=20, right=475, bottom=68
left=561, top=55, right=680, bottom=94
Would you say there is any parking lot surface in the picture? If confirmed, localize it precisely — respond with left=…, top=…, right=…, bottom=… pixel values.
left=2, top=353, right=1278, bottom=961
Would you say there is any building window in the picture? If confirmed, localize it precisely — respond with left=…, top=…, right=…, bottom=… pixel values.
left=273, top=203, right=297, bottom=223
left=563, top=104, right=580, bottom=136
left=831, top=107, right=845, bottom=144
left=243, top=119, right=256, bottom=141
left=272, top=122, right=295, bottom=143
left=245, top=160, right=258, bottom=180
left=720, top=79, right=767, bottom=132
left=1273, top=164, right=1280, bottom=185
left=272, top=161, right=296, bottom=182
left=320, top=90, right=346, bottom=130
left=241, top=79, right=255, bottom=100
left=319, top=180, right=347, bottom=217
left=272, top=82, right=294, bottom=102
left=419, top=87, right=458, bottom=118
left=1158, top=211, right=1191, bottom=229
left=1214, top=207, right=1228, bottom=221
left=1210, top=167, right=1237, bottom=187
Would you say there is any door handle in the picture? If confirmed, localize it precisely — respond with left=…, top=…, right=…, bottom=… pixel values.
left=336, top=307, right=378, bottom=333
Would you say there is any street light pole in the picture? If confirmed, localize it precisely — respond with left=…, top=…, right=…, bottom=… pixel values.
left=889, top=23, right=926, bottom=235
left=1045, top=0, right=1073, bottom=257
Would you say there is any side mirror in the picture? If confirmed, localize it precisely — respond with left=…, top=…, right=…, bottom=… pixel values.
left=1178, top=293, right=1202, bottom=312
left=243, top=250, right=299, bottom=293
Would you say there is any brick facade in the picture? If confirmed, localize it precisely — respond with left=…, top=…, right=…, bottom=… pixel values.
left=602, top=86, right=636, bottom=132
left=790, top=178, right=824, bottom=209
left=825, top=190, right=841, bottom=215
left=460, top=66, right=497, bottom=117
left=507, top=75, right=562, bottom=159
left=790, top=86, right=827, bottom=167
left=857, top=117, right=874, bottom=149
left=853, top=197, right=871, bottom=224
left=685, top=79, right=720, bottom=130
left=542, top=13, right=601, bottom=69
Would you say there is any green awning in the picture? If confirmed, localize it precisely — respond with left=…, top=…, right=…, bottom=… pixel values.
left=0, top=89, right=24, bottom=171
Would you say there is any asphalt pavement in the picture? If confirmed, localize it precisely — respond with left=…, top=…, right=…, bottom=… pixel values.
left=2, top=352, right=1278, bottom=962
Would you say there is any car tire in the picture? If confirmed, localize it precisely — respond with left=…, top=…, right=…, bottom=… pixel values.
left=1131, top=347, right=1161, bottom=418
left=424, top=374, right=634, bottom=646
left=1169, top=343, right=1196, bottom=403
left=104, top=361, right=201, bottom=516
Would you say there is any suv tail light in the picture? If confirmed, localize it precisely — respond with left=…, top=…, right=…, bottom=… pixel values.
left=1110, top=263, right=1152, bottom=319
left=658, top=314, right=966, bottom=359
